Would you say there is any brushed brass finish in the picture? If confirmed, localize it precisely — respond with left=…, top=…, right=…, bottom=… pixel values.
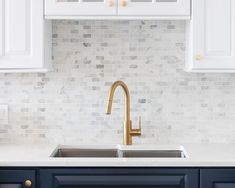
left=107, top=0, right=114, bottom=7
left=106, top=81, right=141, bottom=145
left=24, top=180, right=32, bottom=187
left=195, top=54, right=202, bottom=61
left=120, top=0, right=127, bottom=7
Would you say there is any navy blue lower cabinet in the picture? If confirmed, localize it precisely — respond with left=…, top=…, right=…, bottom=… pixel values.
left=201, top=169, right=235, bottom=188
left=40, top=168, right=198, bottom=188
left=0, top=170, right=35, bottom=188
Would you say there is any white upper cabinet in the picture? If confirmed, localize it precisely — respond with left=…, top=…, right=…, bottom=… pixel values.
left=118, top=0, right=190, bottom=18
left=45, top=0, right=191, bottom=19
left=45, top=0, right=117, bottom=16
left=187, top=0, right=235, bottom=72
left=0, top=0, right=51, bottom=72
left=0, top=0, right=3, bottom=58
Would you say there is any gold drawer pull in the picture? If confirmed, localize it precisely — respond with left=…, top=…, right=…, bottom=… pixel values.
left=120, top=0, right=127, bottom=7
left=195, top=54, right=202, bottom=61
left=107, top=0, right=114, bottom=7
left=24, top=180, right=32, bottom=187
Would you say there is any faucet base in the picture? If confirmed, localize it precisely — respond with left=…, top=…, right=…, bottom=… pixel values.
left=123, top=120, right=141, bottom=145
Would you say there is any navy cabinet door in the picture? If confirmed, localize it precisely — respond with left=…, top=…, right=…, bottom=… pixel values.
left=0, top=170, right=36, bottom=188
left=40, top=168, right=198, bottom=188
left=201, top=169, right=235, bottom=188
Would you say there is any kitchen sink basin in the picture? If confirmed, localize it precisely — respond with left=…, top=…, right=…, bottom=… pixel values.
left=122, top=150, right=185, bottom=158
left=51, top=146, right=187, bottom=158
left=53, top=148, right=119, bottom=158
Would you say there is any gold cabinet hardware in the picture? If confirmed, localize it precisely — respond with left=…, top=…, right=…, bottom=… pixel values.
left=120, top=0, right=127, bottom=7
left=107, top=0, right=114, bottom=7
left=24, top=180, right=32, bottom=187
left=195, top=54, right=202, bottom=61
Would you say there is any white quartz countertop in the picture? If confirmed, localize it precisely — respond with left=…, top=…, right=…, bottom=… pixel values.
left=0, top=143, right=235, bottom=167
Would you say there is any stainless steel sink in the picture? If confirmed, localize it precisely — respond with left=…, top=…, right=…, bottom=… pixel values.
left=122, top=150, right=185, bottom=158
left=53, top=148, right=119, bottom=158
left=51, top=146, right=187, bottom=158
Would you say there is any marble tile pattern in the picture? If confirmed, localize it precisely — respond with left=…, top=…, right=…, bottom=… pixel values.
left=0, top=20, right=235, bottom=145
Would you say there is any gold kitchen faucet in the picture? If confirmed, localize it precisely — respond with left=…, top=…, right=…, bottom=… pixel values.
left=106, top=81, right=141, bottom=145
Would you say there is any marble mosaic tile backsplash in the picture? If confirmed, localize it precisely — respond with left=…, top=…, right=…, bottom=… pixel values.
left=1, top=20, right=235, bottom=144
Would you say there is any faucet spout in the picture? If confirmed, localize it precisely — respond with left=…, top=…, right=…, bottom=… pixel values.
left=106, top=81, right=130, bottom=121
left=106, top=81, right=141, bottom=145
left=106, top=99, right=113, bottom=115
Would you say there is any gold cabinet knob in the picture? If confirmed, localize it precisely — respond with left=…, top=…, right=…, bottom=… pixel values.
left=107, top=0, right=114, bottom=7
left=195, top=54, right=202, bottom=61
left=120, top=0, right=127, bottom=7
left=24, top=180, right=32, bottom=187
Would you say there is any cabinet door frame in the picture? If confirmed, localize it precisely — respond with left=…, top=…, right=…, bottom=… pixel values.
left=0, top=0, right=4, bottom=56
left=40, top=168, right=199, bottom=188
left=0, top=0, right=44, bottom=69
left=0, top=169, right=36, bottom=188
left=187, top=0, right=235, bottom=72
left=201, top=169, right=235, bottom=188
left=45, top=0, right=117, bottom=16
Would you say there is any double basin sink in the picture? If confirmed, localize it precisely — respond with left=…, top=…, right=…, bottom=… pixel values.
left=51, top=145, right=187, bottom=158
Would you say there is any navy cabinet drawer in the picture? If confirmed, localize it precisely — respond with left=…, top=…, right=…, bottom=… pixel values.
left=201, top=169, right=235, bottom=188
left=40, top=168, right=198, bottom=188
left=0, top=170, right=36, bottom=188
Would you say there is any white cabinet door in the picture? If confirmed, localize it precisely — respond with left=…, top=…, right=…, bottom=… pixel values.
left=0, top=0, right=46, bottom=70
left=118, top=0, right=190, bottom=17
left=0, top=0, right=3, bottom=57
left=188, top=0, right=235, bottom=71
left=45, top=0, right=117, bottom=16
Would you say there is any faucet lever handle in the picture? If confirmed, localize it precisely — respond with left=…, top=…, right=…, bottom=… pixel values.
left=138, top=116, right=141, bottom=131
left=130, top=116, right=142, bottom=136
